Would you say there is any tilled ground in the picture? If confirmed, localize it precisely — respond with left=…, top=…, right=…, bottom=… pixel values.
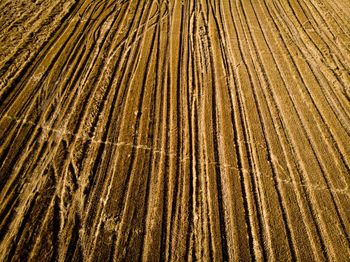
left=0, top=0, right=350, bottom=261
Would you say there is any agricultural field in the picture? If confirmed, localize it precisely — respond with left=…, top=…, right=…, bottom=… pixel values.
left=0, top=0, right=349, bottom=260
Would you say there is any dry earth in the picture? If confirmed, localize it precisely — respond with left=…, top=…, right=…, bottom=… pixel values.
left=0, top=0, right=350, bottom=261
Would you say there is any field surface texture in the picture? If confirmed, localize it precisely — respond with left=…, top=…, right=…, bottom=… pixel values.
left=0, top=0, right=350, bottom=261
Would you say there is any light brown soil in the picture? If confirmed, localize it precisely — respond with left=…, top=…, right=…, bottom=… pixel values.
left=0, top=0, right=350, bottom=261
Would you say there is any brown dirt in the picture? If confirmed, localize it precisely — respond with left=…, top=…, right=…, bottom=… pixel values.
left=0, top=0, right=350, bottom=261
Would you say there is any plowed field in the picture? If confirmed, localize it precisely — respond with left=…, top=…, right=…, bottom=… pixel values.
left=0, top=0, right=350, bottom=260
